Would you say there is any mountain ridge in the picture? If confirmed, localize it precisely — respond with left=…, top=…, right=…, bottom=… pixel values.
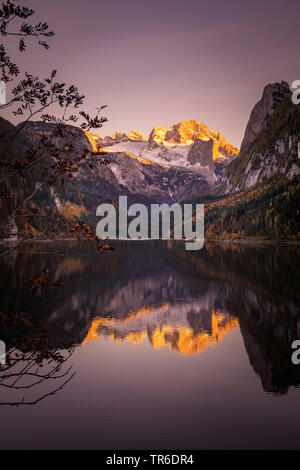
left=1, top=80, right=300, bottom=241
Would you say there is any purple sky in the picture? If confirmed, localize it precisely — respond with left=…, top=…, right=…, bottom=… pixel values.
left=3, top=0, right=300, bottom=147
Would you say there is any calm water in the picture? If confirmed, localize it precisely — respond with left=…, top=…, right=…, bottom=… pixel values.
left=0, top=240, right=300, bottom=449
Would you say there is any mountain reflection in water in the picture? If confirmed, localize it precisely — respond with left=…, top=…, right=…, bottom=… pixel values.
left=1, top=240, right=300, bottom=398
left=83, top=308, right=238, bottom=356
left=1, top=240, right=300, bottom=450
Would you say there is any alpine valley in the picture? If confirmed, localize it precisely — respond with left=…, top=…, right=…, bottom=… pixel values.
left=1, top=80, right=300, bottom=241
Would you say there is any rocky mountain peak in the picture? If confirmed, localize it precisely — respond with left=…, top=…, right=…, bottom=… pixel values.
left=147, top=126, right=168, bottom=149
left=240, top=81, right=291, bottom=152
left=97, top=130, right=147, bottom=147
left=164, top=120, right=211, bottom=145
left=148, top=120, right=211, bottom=149
left=126, top=130, right=148, bottom=142
left=147, top=119, right=238, bottom=159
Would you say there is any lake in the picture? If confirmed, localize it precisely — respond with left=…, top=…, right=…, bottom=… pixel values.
left=0, top=240, right=300, bottom=449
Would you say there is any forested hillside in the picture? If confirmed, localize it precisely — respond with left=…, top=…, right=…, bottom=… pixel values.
left=193, top=175, right=300, bottom=240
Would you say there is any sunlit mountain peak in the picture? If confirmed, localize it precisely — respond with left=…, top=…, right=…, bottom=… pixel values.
left=148, top=119, right=239, bottom=162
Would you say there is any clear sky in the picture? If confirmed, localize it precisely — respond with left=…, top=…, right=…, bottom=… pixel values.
left=2, top=0, right=300, bottom=148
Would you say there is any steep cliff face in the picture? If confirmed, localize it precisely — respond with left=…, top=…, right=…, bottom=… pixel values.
left=240, top=81, right=291, bottom=152
left=187, top=138, right=217, bottom=169
left=222, top=83, right=300, bottom=193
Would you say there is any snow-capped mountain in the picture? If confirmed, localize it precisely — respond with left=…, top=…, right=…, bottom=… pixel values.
left=0, top=117, right=237, bottom=239
left=94, top=119, right=239, bottom=185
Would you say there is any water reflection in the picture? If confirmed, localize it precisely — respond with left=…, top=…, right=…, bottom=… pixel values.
left=1, top=240, right=300, bottom=398
left=83, top=308, right=238, bottom=356
left=0, top=312, right=75, bottom=406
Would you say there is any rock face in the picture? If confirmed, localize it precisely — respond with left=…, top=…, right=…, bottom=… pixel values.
left=187, top=138, right=217, bottom=169
left=16, top=120, right=90, bottom=155
left=240, top=81, right=291, bottom=152
left=222, top=81, right=300, bottom=193
left=147, top=126, right=168, bottom=149
left=105, top=152, right=210, bottom=204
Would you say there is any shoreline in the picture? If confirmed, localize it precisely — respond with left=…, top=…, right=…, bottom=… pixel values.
left=1, top=237, right=300, bottom=247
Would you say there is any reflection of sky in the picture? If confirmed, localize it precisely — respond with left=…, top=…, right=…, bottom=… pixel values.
left=3, top=0, right=300, bottom=147
left=2, top=327, right=300, bottom=449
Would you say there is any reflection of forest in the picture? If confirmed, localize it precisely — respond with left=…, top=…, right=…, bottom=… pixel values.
left=1, top=240, right=300, bottom=394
